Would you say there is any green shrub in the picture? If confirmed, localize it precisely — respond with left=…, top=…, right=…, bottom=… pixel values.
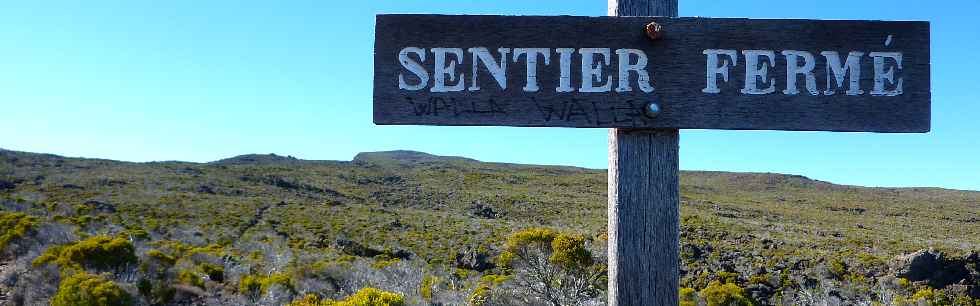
left=506, top=228, right=556, bottom=250
left=199, top=263, right=224, bottom=282
left=51, top=272, right=131, bottom=306
left=287, top=294, right=325, bottom=306
left=549, top=234, right=593, bottom=269
left=499, top=228, right=556, bottom=266
left=287, top=288, right=404, bottom=306
left=467, top=274, right=510, bottom=306
left=33, top=235, right=137, bottom=272
left=747, top=274, right=769, bottom=286
left=137, top=278, right=175, bottom=304
left=828, top=258, right=848, bottom=279
left=420, top=275, right=440, bottom=301
left=371, top=255, right=400, bottom=270
left=261, top=272, right=294, bottom=293
left=453, top=268, right=473, bottom=280
left=893, top=287, right=978, bottom=306
left=500, top=228, right=595, bottom=270
left=178, top=269, right=205, bottom=289
left=239, top=272, right=294, bottom=296
left=912, top=287, right=940, bottom=303
left=700, top=280, right=753, bottom=306
left=468, top=283, right=491, bottom=306
left=856, top=252, right=885, bottom=267
left=680, top=287, right=698, bottom=306
left=717, top=271, right=739, bottom=284
left=123, top=227, right=150, bottom=240
left=335, top=287, right=406, bottom=306
left=136, top=279, right=151, bottom=298
left=0, top=212, right=38, bottom=251
left=144, top=249, right=176, bottom=266
left=239, top=274, right=262, bottom=297
left=897, top=277, right=912, bottom=290
left=149, top=240, right=225, bottom=258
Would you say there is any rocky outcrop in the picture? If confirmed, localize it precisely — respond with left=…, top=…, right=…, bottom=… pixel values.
left=893, top=249, right=980, bottom=297
left=453, top=248, right=495, bottom=272
left=469, top=201, right=500, bottom=219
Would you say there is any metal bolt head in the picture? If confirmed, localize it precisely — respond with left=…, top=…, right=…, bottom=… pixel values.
left=644, top=102, right=661, bottom=118
left=645, top=21, right=664, bottom=41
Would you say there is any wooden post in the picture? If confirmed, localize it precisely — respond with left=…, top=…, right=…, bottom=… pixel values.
left=608, top=1, right=679, bottom=305
left=609, top=0, right=677, bottom=16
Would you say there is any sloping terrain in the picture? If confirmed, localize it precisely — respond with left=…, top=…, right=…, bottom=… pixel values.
left=0, top=148, right=978, bottom=305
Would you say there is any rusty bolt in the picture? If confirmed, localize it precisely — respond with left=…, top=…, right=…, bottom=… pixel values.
left=645, top=21, right=663, bottom=41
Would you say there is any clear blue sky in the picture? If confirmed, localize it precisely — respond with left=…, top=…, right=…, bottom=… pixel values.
left=1, top=0, right=977, bottom=190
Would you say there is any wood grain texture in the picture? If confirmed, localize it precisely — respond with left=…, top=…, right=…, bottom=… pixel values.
left=609, top=0, right=677, bottom=17
left=608, top=2, right=679, bottom=306
left=373, top=15, right=930, bottom=132
left=608, top=129, right=680, bottom=306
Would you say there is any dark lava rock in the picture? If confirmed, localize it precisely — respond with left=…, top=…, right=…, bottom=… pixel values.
left=334, top=239, right=384, bottom=257
left=469, top=201, right=500, bottom=219
left=269, top=176, right=301, bottom=189
left=800, top=276, right=820, bottom=289
left=454, top=248, right=496, bottom=272
left=332, top=238, right=412, bottom=260
left=177, top=167, right=204, bottom=176
left=82, top=200, right=117, bottom=214
left=0, top=179, right=15, bottom=190
left=196, top=185, right=216, bottom=194
left=745, top=284, right=775, bottom=304
left=390, top=249, right=413, bottom=260
left=385, top=220, right=406, bottom=230
left=895, top=249, right=972, bottom=289
left=96, top=178, right=127, bottom=187
left=682, top=243, right=704, bottom=260
left=334, top=239, right=382, bottom=258
left=827, top=290, right=844, bottom=305
left=381, top=175, right=403, bottom=184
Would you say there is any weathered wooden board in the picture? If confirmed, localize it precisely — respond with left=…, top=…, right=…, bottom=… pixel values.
left=374, top=15, right=930, bottom=132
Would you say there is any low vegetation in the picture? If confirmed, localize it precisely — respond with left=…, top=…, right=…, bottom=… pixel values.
left=0, top=148, right=978, bottom=305
left=51, top=272, right=131, bottom=306
left=288, top=287, right=405, bottom=306
left=0, top=211, right=37, bottom=251
left=33, top=235, right=138, bottom=273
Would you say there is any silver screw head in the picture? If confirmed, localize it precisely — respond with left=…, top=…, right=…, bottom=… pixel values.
left=644, top=102, right=661, bottom=118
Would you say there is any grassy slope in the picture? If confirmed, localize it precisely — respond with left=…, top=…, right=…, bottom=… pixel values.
left=2, top=148, right=977, bottom=264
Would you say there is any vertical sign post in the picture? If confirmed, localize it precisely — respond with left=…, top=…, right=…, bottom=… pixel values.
left=607, top=1, right=680, bottom=305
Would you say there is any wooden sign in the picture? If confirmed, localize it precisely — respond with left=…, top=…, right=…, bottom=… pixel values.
left=374, top=15, right=930, bottom=132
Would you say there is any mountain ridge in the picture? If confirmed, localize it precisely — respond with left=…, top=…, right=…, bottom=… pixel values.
left=1, top=148, right=973, bottom=193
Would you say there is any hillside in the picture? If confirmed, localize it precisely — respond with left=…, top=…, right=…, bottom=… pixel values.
left=0, top=148, right=978, bottom=305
